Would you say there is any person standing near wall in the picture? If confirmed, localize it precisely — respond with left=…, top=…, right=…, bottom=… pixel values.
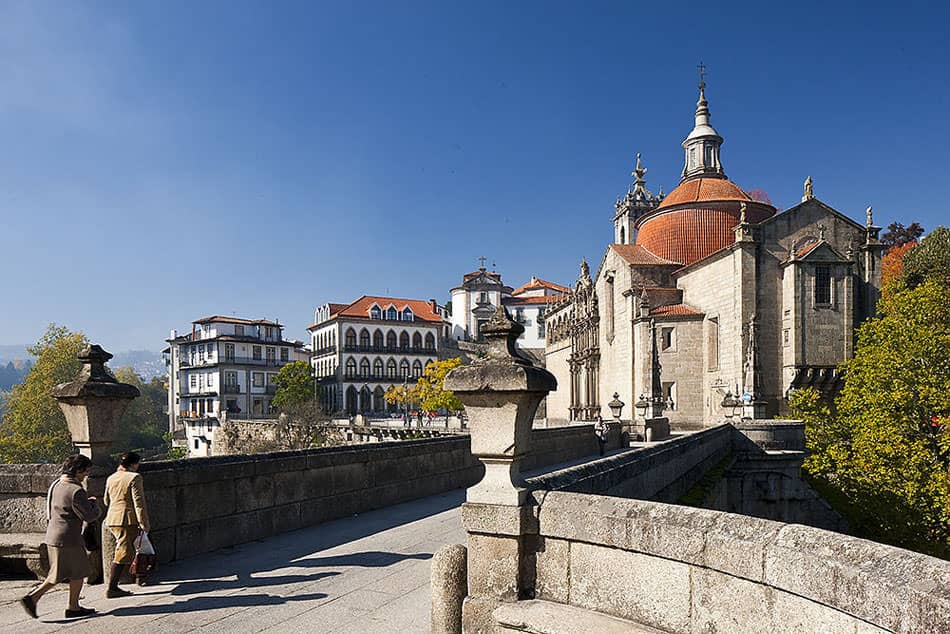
left=20, top=454, right=101, bottom=620
left=594, top=415, right=608, bottom=456
left=103, top=452, right=150, bottom=597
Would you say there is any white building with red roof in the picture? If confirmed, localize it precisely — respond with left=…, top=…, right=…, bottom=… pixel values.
left=449, top=264, right=567, bottom=352
left=544, top=78, right=884, bottom=428
left=308, top=296, right=449, bottom=415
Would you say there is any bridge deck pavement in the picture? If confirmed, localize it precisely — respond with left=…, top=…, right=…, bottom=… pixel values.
left=0, top=489, right=465, bottom=633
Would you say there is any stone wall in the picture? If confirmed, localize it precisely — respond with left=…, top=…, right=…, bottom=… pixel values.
left=527, top=425, right=732, bottom=502
left=542, top=338, right=571, bottom=425
left=0, top=464, right=61, bottom=533
left=530, top=490, right=948, bottom=633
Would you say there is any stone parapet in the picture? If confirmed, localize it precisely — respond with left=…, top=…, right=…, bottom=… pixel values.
left=529, top=490, right=949, bottom=633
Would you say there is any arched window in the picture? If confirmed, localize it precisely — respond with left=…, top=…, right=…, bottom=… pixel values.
left=373, top=386, right=385, bottom=412
left=359, top=329, right=370, bottom=348
left=360, top=386, right=371, bottom=412
left=424, top=333, right=435, bottom=350
left=373, top=357, right=383, bottom=376
left=619, top=226, right=625, bottom=244
left=373, top=329, right=384, bottom=348
left=387, top=358, right=397, bottom=378
left=412, top=360, right=423, bottom=377
left=412, top=332, right=422, bottom=349
left=386, top=331, right=397, bottom=349
left=369, top=305, right=381, bottom=319
left=400, top=359, right=410, bottom=377
left=345, top=358, right=357, bottom=378
left=386, top=306, right=398, bottom=320
left=402, top=308, right=414, bottom=321
left=345, top=328, right=356, bottom=348
left=359, top=358, right=370, bottom=377
left=399, top=331, right=410, bottom=349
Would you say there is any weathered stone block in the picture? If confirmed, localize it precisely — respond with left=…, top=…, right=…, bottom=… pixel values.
left=461, top=503, right=537, bottom=537
left=467, top=534, right=522, bottom=601
left=180, top=479, right=236, bottom=523
left=143, top=487, right=178, bottom=531
left=431, top=543, right=467, bottom=634
left=234, top=476, right=275, bottom=514
left=568, top=542, right=691, bottom=633
left=534, top=537, right=570, bottom=603
left=702, top=511, right=782, bottom=582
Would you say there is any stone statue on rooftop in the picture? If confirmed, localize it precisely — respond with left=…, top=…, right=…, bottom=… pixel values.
left=803, top=176, right=814, bottom=201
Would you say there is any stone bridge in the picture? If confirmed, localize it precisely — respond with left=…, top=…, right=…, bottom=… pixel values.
left=0, top=335, right=946, bottom=632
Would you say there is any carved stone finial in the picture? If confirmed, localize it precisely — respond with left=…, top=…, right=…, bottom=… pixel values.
left=866, top=206, right=873, bottom=227
left=480, top=305, right=528, bottom=365
left=52, top=344, right=140, bottom=466
left=818, top=224, right=827, bottom=241
left=803, top=176, right=814, bottom=202
left=739, top=202, right=747, bottom=224
left=580, top=257, right=590, bottom=280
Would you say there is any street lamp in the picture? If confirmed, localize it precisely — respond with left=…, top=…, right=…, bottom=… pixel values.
left=720, top=391, right=742, bottom=421
left=608, top=393, right=625, bottom=421
left=634, top=393, right=650, bottom=420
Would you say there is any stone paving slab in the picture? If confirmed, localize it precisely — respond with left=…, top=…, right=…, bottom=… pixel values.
left=0, top=489, right=465, bottom=633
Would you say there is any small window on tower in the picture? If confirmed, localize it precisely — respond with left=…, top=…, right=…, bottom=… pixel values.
left=619, top=226, right=626, bottom=244
left=660, top=327, right=675, bottom=352
left=815, top=266, right=832, bottom=305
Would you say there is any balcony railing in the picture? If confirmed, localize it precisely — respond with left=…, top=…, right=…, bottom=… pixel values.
left=222, top=384, right=242, bottom=394
left=219, top=356, right=290, bottom=367
left=342, top=373, right=421, bottom=382
left=313, top=346, right=337, bottom=356
left=341, top=344, right=437, bottom=355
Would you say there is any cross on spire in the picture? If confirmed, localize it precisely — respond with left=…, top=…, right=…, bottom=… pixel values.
left=697, top=62, right=706, bottom=91
left=478, top=256, right=487, bottom=269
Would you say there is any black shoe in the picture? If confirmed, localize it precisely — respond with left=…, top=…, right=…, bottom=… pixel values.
left=19, top=595, right=37, bottom=619
left=106, top=587, right=133, bottom=598
left=64, top=606, right=96, bottom=618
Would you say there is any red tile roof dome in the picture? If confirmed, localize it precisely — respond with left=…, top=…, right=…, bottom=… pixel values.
left=634, top=177, right=775, bottom=266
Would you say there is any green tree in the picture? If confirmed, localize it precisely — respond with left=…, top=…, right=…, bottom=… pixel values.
left=902, top=226, right=950, bottom=288
left=794, top=276, right=950, bottom=557
left=416, top=358, right=464, bottom=413
left=0, top=324, right=88, bottom=463
left=112, top=368, right=166, bottom=452
left=272, top=361, right=315, bottom=412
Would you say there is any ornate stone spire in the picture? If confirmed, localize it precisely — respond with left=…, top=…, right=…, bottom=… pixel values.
left=681, top=66, right=725, bottom=181
left=803, top=176, right=815, bottom=202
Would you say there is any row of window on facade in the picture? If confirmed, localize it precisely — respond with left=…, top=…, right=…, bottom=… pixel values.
left=181, top=396, right=272, bottom=418
left=343, top=357, right=431, bottom=379
left=187, top=342, right=289, bottom=363
left=197, top=323, right=279, bottom=339
left=369, top=305, right=415, bottom=321
left=511, top=307, right=547, bottom=336
left=187, top=371, right=279, bottom=389
left=344, top=328, right=436, bottom=350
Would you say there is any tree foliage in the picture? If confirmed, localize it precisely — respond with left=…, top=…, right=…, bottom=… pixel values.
left=881, top=221, right=925, bottom=250
left=0, top=324, right=87, bottom=463
left=112, top=367, right=167, bottom=452
left=902, top=226, right=950, bottom=288
left=272, top=361, right=315, bottom=411
left=794, top=271, right=950, bottom=557
left=881, top=241, right=916, bottom=288
left=416, top=358, right=464, bottom=412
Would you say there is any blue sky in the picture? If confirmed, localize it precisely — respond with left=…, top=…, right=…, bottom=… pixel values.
left=0, top=0, right=947, bottom=351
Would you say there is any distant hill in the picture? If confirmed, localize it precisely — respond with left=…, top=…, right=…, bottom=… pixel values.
left=0, top=345, right=30, bottom=364
left=0, top=360, right=32, bottom=392
left=110, top=350, right=165, bottom=380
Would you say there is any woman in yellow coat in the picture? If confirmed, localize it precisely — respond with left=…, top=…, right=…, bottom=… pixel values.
left=103, top=452, right=150, bottom=597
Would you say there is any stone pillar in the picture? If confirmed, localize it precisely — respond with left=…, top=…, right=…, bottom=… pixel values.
left=444, top=307, right=556, bottom=634
left=52, top=344, right=140, bottom=584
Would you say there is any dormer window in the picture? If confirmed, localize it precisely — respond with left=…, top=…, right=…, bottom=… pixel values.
left=386, top=305, right=398, bottom=320
left=402, top=308, right=413, bottom=322
left=370, top=305, right=382, bottom=320
left=235, top=325, right=244, bottom=336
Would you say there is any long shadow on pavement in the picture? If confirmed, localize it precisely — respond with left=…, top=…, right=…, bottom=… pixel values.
left=106, top=592, right=329, bottom=617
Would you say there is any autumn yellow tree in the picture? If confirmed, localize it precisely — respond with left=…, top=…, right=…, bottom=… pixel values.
left=416, top=358, right=464, bottom=413
left=0, top=324, right=88, bottom=463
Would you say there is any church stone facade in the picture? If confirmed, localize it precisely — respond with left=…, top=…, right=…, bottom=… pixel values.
left=545, top=80, right=884, bottom=428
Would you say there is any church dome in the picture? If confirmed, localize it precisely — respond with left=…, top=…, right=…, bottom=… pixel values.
left=634, top=179, right=774, bottom=266
left=632, top=77, right=775, bottom=266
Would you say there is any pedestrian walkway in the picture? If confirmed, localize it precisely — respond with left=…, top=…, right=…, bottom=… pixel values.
left=0, top=489, right=465, bottom=633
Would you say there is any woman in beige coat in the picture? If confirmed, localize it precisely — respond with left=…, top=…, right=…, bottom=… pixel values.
left=20, top=454, right=101, bottom=620
left=103, top=451, right=150, bottom=596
